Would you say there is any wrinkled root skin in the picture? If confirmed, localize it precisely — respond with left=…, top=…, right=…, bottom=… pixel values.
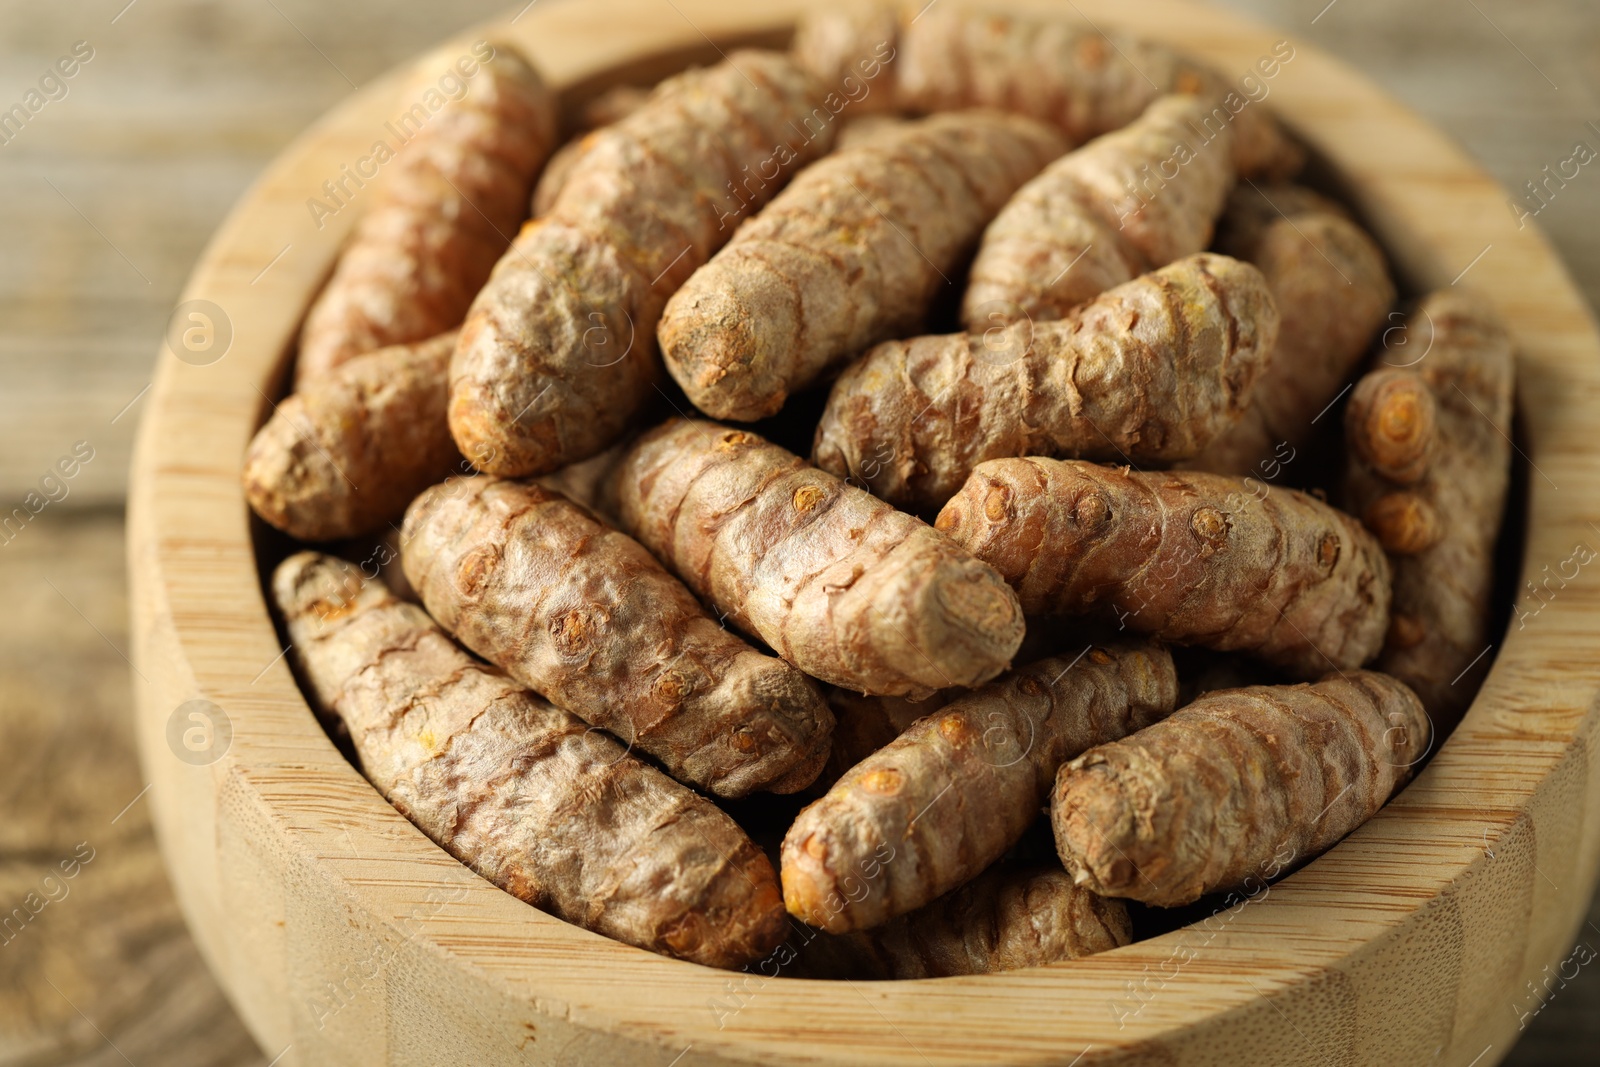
left=401, top=475, right=834, bottom=797
left=792, top=864, right=1132, bottom=978
left=612, top=419, right=1025, bottom=699
left=937, top=458, right=1391, bottom=679
left=781, top=642, right=1176, bottom=932
left=296, top=43, right=557, bottom=384
left=245, top=332, right=462, bottom=542
left=448, top=50, right=835, bottom=477
left=273, top=552, right=786, bottom=968
left=814, top=253, right=1278, bottom=514
left=1051, top=670, right=1428, bottom=906
left=1342, top=289, right=1516, bottom=725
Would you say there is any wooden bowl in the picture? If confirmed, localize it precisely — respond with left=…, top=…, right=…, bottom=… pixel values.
left=129, top=1, right=1600, bottom=1063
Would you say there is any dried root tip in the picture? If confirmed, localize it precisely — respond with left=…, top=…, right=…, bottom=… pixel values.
left=782, top=643, right=1177, bottom=931
left=814, top=252, right=1278, bottom=514
left=400, top=475, right=833, bottom=797
left=611, top=419, right=1024, bottom=698
left=272, top=552, right=786, bottom=969
left=1363, top=491, right=1441, bottom=556
left=793, top=864, right=1131, bottom=979
left=1347, top=368, right=1438, bottom=484
left=937, top=458, right=1392, bottom=679
left=1051, top=670, right=1429, bottom=906
left=296, top=44, right=557, bottom=383
left=244, top=331, right=463, bottom=542
left=659, top=110, right=1065, bottom=421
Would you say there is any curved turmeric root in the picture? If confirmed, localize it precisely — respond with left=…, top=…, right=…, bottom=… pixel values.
left=794, top=863, right=1131, bottom=978
left=609, top=419, right=1025, bottom=699
left=782, top=642, right=1176, bottom=931
left=659, top=110, right=1065, bottom=420
left=274, top=552, right=785, bottom=968
left=1051, top=670, right=1427, bottom=906
left=963, top=95, right=1235, bottom=328
left=937, top=458, right=1391, bottom=678
left=793, top=3, right=1304, bottom=178
left=1343, top=289, right=1515, bottom=722
left=297, top=42, right=556, bottom=383
left=1183, top=184, right=1396, bottom=475
left=245, top=332, right=462, bottom=542
left=813, top=252, right=1277, bottom=514
left=449, top=51, right=834, bottom=478
left=401, top=476, right=833, bottom=797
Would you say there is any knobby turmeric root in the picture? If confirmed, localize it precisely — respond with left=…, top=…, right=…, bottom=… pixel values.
left=793, top=4, right=1304, bottom=179
left=297, top=42, right=557, bottom=383
left=401, top=475, right=833, bottom=797
left=963, top=95, right=1235, bottom=328
left=274, top=552, right=786, bottom=968
left=245, top=331, right=464, bottom=542
left=1343, top=289, right=1515, bottom=722
left=658, top=110, right=1065, bottom=420
left=608, top=419, right=1025, bottom=699
left=449, top=51, right=835, bottom=478
left=782, top=642, right=1176, bottom=931
left=813, top=252, right=1277, bottom=513
left=937, top=458, right=1391, bottom=678
left=1183, top=184, right=1396, bottom=475
left=793, top=863, right=1131, bottom=978
left=1051, top=670, right=1427, bottom=906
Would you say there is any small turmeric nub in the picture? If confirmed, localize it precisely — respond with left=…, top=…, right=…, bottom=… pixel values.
left=1347, top=367, right=1439, bottom=485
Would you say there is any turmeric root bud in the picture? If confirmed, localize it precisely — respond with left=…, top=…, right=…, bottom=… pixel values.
left=1347, top=367, right=1439, bottom=484
left=1364, top=491, right=1441, bottom=555
left=1051, top=670, right=1429, bottom=907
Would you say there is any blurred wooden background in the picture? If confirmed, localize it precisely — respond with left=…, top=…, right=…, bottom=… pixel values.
left=1, top=1, right=1596, bottom=1064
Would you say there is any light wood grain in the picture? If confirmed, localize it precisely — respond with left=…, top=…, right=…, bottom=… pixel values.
left=120, top=1, right=1600, bottom=1065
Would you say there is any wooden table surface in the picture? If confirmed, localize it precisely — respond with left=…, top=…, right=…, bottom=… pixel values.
left=1, top=1, right=1596, bottom=1064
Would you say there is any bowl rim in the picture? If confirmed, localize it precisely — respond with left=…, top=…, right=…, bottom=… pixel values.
left=129, top=1, right=1600, bottom=1063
